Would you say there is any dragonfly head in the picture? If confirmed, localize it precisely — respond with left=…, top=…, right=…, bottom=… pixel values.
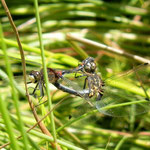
left=29, top=70, right=41, bottom=83
left=83, top=57, right=96, bottom=73
left=84, top=61, right=96, bottom=73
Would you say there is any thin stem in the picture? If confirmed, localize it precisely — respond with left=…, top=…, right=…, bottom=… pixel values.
left=67, top=40, right=89, bottom=59
left=29, top=130, right=84, bottom=150
left=0, top=96, right=68, bottom=149
left=57, top=109, right=97, bottom=132
left=1, top=0, right=56, bottom=148
left=0, top=95, right=20, bottom=150
left=67, top=34, right=150, bottom=64
left=57, top=100, right=148, bottom=132
left=0, top=19, right=29, bottom=149
left=115, top=136, right=128, bottom=150
left=33, top=0, right=58, bottom=149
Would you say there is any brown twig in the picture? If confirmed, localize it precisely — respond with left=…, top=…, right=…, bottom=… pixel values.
left=66, top=34, right=150, bottom=64
left=1, top=0, right=59, bottom=149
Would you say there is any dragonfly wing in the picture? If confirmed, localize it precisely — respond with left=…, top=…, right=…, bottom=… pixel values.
left=57, top=73, right=96, bottom=106
left=96, top=63, right=150, bottom=116
left=96, top=86, right=150, bottom=116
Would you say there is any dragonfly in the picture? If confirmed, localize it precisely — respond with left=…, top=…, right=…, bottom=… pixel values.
left=62, top=57, right=104, bottom=100
left=28, top=57, right=150, bottom=116
left=62, top=57, right=150, bottom=116
left=28, top=68, right=90, bottom=100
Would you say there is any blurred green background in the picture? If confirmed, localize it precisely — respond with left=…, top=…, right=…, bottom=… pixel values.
left=0, top=0, right=150, bottom=150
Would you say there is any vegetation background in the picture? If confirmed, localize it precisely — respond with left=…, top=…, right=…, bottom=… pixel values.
left=0, top=0, right=150, bottom=150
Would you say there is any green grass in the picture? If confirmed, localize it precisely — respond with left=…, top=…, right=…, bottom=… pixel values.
left=0, top=0, right=150, bottom=150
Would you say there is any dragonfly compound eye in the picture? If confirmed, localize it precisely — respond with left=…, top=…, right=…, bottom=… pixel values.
left=84, top=62, right=91, bottom=72
left=84, top=62, right=96, bottom=73
left=29, top=71, right=40, bottom=83
left=90, top=62, right=96, bottom=72
left=29, top=74, right=36, bottom=83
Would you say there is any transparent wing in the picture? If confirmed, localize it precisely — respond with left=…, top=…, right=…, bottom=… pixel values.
left=96, top=86, right=150, bottom=116
left=58, top=72, right=95, bottom=106
left=96, top=63, right=150, bottom=116
left=54, top=72, right=96, bottom=118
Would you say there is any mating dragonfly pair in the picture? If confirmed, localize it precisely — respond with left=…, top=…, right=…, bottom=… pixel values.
left=28, top=57, right=150, bottom=116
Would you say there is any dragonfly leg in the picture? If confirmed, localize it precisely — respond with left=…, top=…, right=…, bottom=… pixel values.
left=41, top=83, right=47, bottom=99
left=87, top=78, right=94, bottom=98
left=27, top=81, right=32, bottom=84
left=41, top=82, right=46, bottom=97
left=29, top=82, right=39, bottom=97
left=83, top=77, right=88, bottom=89
left=36, top=82, right=45, bottom=104
left=38, top=81, right=45, bottom=98
left=96, top=92, right=103, bottom=101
